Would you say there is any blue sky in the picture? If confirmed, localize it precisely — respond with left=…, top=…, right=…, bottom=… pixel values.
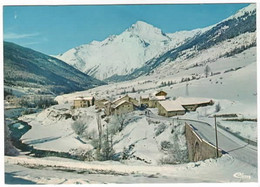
left=3, top=3, right=249, bottom=55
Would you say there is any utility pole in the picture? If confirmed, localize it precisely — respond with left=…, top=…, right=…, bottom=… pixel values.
left=214, top=115, right=219, bottom=158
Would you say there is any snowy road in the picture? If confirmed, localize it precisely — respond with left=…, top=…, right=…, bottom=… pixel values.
left=181, top=119, right=257, bottom=167
left=146, top=111, right=257, bottom=167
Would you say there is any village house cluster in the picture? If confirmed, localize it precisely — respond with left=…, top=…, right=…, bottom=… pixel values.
left=73, top=90, right=214, bottom=117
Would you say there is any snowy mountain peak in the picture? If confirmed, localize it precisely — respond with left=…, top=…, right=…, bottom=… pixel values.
left=127, top=21, right=166, bottom=40
left=55, top=20, right=182, bottom=80
left=130, top=21, right=158, bottom=31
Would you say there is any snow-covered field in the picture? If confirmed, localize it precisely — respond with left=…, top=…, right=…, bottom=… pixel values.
left=217, top=120, right=257, bottom=142
left=5, top=154, right=257, bottom=184
left=19, top=104, right=96, bottom=152
left=19, top=105, right=188, bottom=165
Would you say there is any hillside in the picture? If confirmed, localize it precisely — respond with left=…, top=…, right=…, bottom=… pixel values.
left=4, top=42, right=105, bottom=95
left=113, top=4, right=256, bottom=81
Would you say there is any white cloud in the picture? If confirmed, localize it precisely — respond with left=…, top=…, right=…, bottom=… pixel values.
left=4, top=32, right=39, bottom=40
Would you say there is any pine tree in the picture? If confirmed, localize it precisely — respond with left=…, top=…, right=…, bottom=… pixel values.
left=204, top=65, right=211, bottom=78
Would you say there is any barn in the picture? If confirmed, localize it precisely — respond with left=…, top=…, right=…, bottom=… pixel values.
left=157, top=100, right=186, bottom=117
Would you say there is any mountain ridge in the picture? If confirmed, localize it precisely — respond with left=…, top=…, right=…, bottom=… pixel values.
left=4, top=41, right=105, bottom=95
left=55, top=4, right=256, bottom=82
left=56, top=20, right=207, bottom=80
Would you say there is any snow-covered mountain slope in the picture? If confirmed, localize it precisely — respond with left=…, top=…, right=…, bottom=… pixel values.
left=119, top=4, right=256, bottom=81
left=55, top=21, right=207, bottom=80
left=223, top=3, right=256, bottom=21
left=153, top=31, right=256, bottom=77
left=4, top=42, right=105, bottom=95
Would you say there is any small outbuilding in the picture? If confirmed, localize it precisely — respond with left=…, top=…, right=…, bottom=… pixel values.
left=154, top=91, right=167, bottom=97
left=157, top=100, right=186, bottom=117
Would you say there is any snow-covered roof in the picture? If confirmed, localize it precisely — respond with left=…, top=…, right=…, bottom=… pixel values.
left=158, top=100, right=185, bottom=112
left=74, top=96, right=94, bottom=101
left=126, top=93, right=138, bottom=99
left=176, top=97, right=213, bottom=105
left=149, top=95, right=166, bottom=101
left=141, top=95, right=150, bottom=99
left=74, top=97, right=84, bottom=101
left=112, top=95, right=128, bottom=104
left=155, top=96, right=166, bottom=100
left=112, top=100, right=131, bottom=109
left=83, top=96, right=94, bottom=100
left=104, top=101, right=111, bottom=105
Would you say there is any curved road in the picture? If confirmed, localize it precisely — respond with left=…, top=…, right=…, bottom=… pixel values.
left=146, top=110, right=257, bottom=167
left=181, top=119, right=257, bottom=167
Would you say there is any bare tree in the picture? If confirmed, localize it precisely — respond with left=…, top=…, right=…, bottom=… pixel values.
left=96, top=113, right=102, bottom=151
left=115, top=114, right=128, bottom=132
left=101, top=125, right=115, bottom=160
left=204, top=65, right=211, bottom=78
left=71, top=118, right=89, bottom=137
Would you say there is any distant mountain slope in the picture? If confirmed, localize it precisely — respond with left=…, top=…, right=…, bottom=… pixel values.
left=109, top=4, right=256, bottom=82
left=56, top=21, right=207, bottom=80
left=4, top=42, right=105, bottom=94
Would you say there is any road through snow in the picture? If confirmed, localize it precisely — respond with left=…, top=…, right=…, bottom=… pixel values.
left=146, top=110, right=257, bottom=167
left=181, top=119, right=257, bottom=167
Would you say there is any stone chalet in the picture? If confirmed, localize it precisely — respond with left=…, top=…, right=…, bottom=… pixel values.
left=95, top=98, right=109, bottom=109
left=104, top=95, right=138, bottom=116
left=140, top=90, right=167, bottom=108
left=157, top=100, right=186, bottom=117
left=73, top=96, right=95, bottom=108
